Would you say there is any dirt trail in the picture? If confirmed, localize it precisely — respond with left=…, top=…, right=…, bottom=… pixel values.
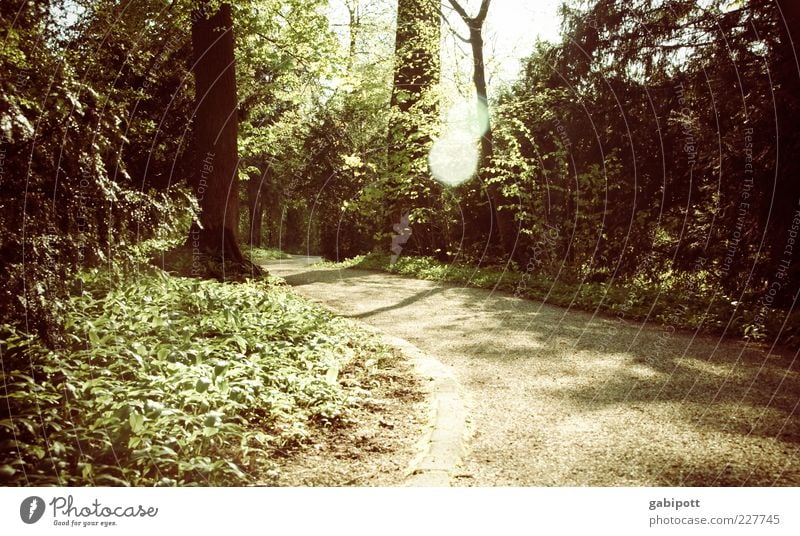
left=265, top=256, right=800, bottom=486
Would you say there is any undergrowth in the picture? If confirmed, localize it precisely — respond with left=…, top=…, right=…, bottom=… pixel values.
left=334, top=252, right=799, bottom=347
left=243, top=247, right=291, bottom=264
left=0, top=266, right=392, bottom=486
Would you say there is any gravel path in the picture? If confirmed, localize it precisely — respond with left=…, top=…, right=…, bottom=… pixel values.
left=265, top=256, right=800, bottom=486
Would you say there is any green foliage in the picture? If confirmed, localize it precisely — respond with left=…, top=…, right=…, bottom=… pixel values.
left=243, top=247, right=291, bottom=263
left=0, top=267, right=391, bottom=486
left=477, top=0, right=800, bottom=347
left=235, top=0, right=344, bottom=251
left=0, top=1, right=196, bottom=340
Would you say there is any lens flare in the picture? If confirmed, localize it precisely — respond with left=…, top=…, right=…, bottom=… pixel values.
left=428, top=99, right=490, bottom=187
left=429, top=131, right=479, bottom=187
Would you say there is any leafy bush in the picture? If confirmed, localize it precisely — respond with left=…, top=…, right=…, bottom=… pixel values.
left=0, top=2, right=196, bottom=341
left=0, top=267, right=389, bottom=486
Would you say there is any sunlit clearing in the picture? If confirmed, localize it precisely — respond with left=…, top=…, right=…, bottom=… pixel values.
left=428, top=99, right=489, bottom=187
left=429, top=130, right=479, bottom=187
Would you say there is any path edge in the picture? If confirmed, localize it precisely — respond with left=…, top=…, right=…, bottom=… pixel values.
left=359, top=327, right=468, bottom=487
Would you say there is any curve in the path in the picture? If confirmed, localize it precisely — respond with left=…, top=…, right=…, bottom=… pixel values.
left=265, top=257, right=800, bottom=486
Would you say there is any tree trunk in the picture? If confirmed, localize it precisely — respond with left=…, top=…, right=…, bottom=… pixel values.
left=247, top=166, right=269, bottom=249
left=386, top=0, right=441, bottom=252
left=189, top=2, right=243, bottom=264
left=469, top=26, right=492, bottom=170
left=346, top=0, right=359, bottom=72
left=449, top=0, right=514, bottom=255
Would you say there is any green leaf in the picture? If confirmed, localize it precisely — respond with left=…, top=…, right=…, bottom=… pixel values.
left=195, top=377, right=212, bottom=393
left=129, top=412, right=144, bottom=433
left=0, top=465, right=16, bottom=480
left=88, top=330, right=101, bottom=346
left=94, top=474, right=130, bottom=486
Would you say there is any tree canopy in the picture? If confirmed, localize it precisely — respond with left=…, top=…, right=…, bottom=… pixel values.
left=2, top=0, right=798, bottom=343
left=2, top=0, right=800, bottom=490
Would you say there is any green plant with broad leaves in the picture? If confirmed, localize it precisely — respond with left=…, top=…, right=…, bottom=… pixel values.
left=0, top=267, right=391, bottom=486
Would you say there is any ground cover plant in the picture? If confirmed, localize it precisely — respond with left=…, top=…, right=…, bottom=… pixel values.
left=0, top=266, right=401, bottom=486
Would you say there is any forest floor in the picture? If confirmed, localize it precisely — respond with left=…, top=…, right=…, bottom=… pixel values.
left=264, top=256, right=800, bottom=486
left=269, top=347, right=427, bottom=487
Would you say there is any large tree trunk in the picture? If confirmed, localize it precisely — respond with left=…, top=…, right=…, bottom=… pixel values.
left=390, top=0, right=440, bottom=116
left=386, top=0, right=441, bottom=255
left=189, top=2, right=243, bottom=264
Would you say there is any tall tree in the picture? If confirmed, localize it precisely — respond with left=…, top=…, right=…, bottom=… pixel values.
left=386, top=0, right=442, bottom=255
left=190, top=2, right=243, bottom=263
left=447, top=0, right=492, bottom=168
left=446, top=0, right=513, bottom=254
left=390, top=0, right=440, bottom=119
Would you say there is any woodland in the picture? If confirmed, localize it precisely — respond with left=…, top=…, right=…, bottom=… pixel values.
left=1, top=0, right=799, bottom=486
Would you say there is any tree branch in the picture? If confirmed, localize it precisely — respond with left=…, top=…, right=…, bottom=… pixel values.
left=447, top=0, right=491, bottom=28
left=476, top=0, right=491, bottom=24
left=255, top=31, right=313, bottom=72
left=447, top=0, right=470, bottom=24
left=434, top=2, right=470, bottom=43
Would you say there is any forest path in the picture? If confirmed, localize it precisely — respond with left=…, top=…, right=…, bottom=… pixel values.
left=265, top=256, right=800, bottom=486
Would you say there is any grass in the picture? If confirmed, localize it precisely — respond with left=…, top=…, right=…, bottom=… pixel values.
left=333, top=252, right=799, bottom=347
left=0, top=263, right=399, bottom=486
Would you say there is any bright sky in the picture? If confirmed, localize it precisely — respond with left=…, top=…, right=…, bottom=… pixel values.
left=326, top=0, right=564, bottom=90
left=460, top=0, right=563, bottom=87
left=325, top=1, right=565, bottom=187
